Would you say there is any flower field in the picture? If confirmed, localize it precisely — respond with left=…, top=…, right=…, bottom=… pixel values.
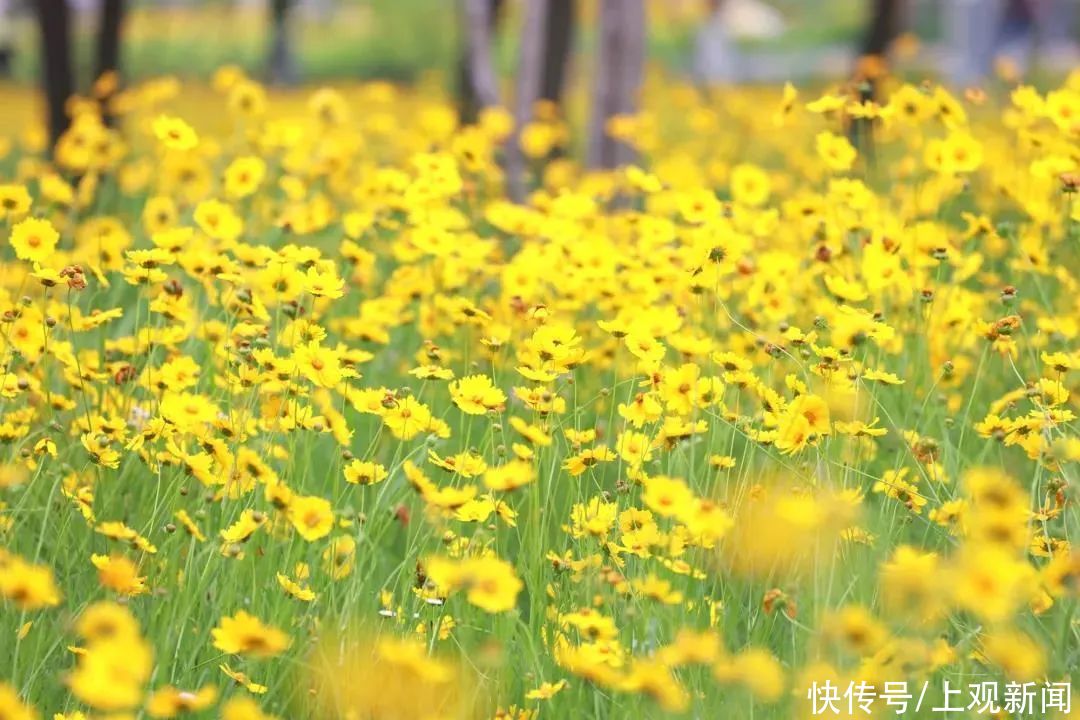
left=0, top=67, right=1078, bottom=719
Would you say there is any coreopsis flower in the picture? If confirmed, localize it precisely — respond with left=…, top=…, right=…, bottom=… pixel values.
left=153, top=114, right=198, bottom=150
left=949, top=545, right=1036, bottom=622
left=212, top=611, right=290, bottom=658
left=449, top=374, right=506, bottom=415
left=634, top=574, right=684, bottom=605
left=219, top=663, right=268, bottom=694
left=220, top=509, right=266, bottom=545
left=1044, top=87, right=1080, bottom=132
left=567, top=497, right=618, bottom=539
left=68, top=602, right=153, bottom=711
left=815, top=131, right=857, bottom=171
left=91, top=554, right=148, bottom=596
left=381, top=396, right=436, bottom=441
left=303, top=265, right=346, bottom=299
left=0, top=684, right=36, bottom=720
left=174, top=510, right=206, bottom=542
left=307, top=635, right=475, bottom=718
left=0, top=183, right=32, bottom=219
left=641, top=475, right=695, bottom=518
left=0, top=554, right=61, bottom=609
left=425, top=555, right=523, bottom=613
left=146, top=685, right=219, bottom=718
left=526, top=679, right=568, bottom=701
left=276, top=572, right=317, bottom=602
left=713, top=647, right=785, bottom=703
left=343, top=459, right=388, bottom=485
left=483, top=459, right=535, bottom=491
left=562, top=445, right=616, bottom=476
left=873, top=469, right=927, bottom=514
left=220, top=696, right=276, bottom=720
left=981, top=628, right=1047, bottom=681
left=287, top=494, right=334, bottom=541
left=223, top=156, right=267, bottom=199
left=9, top=217, right=59, bottom=263
left=323, top=535, right=356, bottom=580
left=729, top=163, right=770, bottom=207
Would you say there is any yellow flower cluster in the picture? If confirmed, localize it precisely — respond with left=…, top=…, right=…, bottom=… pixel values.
left=0, top=63, right=1077, bottom=718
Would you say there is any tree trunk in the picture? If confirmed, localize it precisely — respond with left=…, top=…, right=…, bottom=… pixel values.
left=505, top=0, right=548, bottom=201
left=587, top=0, right=645, bottom=169
left=460, top=0, right=502, bottom=118
left=37, top=0, right=74, bottom=149
left=860, top=0, right=901, bottom=58
left=853, top=0, right=903, bottom=164
left=96, top=0, right=125, bottom=124
left=0, top=0, right=14, bottom=78
left=540, top=0, right=575, bottom=105
left=268, top=0, right=298, bottom=86
left=458, top=0, right=505, bottom=124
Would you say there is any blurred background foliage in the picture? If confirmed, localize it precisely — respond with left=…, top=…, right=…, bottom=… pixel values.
left=2, top=0, right=883, bottom=84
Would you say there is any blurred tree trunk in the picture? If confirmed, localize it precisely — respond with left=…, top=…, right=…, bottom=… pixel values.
left=0, top=0, right=14, bottom=78
left=540, top=0, right=575, bottom=105
left=37, top=0, right=74, bottom=149
left=587, top=0, right=645, bottom=169
left=853, top=0, right=902, bottom=167
left=860, top=0, right=901, bottom=58
left=459, top=0, right=503, bottom=123
left=268, top=0, right=298, bottom=85
left=96, top=0, right=125, bottom=125
left=505, top=0, right=548, bottom=201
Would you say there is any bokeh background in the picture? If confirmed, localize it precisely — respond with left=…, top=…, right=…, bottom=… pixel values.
left=1, top=0, right=1078, bottom=144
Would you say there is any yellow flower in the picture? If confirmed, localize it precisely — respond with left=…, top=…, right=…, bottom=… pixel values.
left=426, top=555, right=523, bottom=613
left=449, top=374, right=507, bottom=415
left=223, top=156, right=266, bottom=198
left=307, top=634, right=472, bottom=718
left=525, top=679, right=568, bottom=700
left=950, top=546, right=1035, bottom=622
left=936, top=131, right=984, bottom=174
left=287, top=494, right=334, bottom=542
left=641, top=475, right=695, bottom=518
left=9, top=217, right=59, bottom=263
left=483, top=459, right=535, bottom=491
left=322, top=535, right=356, bottom=580
left=174, top=510, right=206, bottom=542
left=146, top=685, right=219, bottom=718
left=91, top=554, right=148, bottom=596
left=219, top=663, right=269, bottom=694
left=562, top=445, right=616, bottom=477
left=276, top=572, right=317, bottom=602
left=68, top=602, right=153, bottom=712
left=621, top=658, right=689, bottom=712
left=714, top=647, right=785, bottom=703
left=0, top=183, right=32, bottom=219
left=293, top=343, right=353, bottom=388
left=343, top=459, right=388, bottom=486
left=0, top=682, right=37, bottom=720
left=221, top=696, right=277, bottom=720
left=381, top=396, right=436, bottom=441
left=1045, top=88, right=1079, bottom=132
left=981, top=628, right=1046, bottom=681
left=815, top=131, right=857, bottom=172
left=0, top=555, right=61, bottom=610
left=730, top=163, right=770, bottom=207
left=634, top=574, right=684, bottom=605
left=211, top=611, right=290, bottom=658
left=153, top=115, right=198, bottom=151
left=462, top=556, right=523, bottom=613
left=76, top=601, right=141, bottom=642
